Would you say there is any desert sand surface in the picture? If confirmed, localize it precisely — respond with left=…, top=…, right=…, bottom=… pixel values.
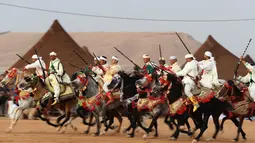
left=0, top=118, right=254, bottom=143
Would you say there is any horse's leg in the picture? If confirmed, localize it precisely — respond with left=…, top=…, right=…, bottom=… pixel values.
left=56, top=114, right=66, bottom=125
left=170, top=119, right=181, bottom=140
left=230, top=118, right=246, bottom=140
left=143, top=111, right=161, bottom=139
left=233, top=116, right=245, bottom=142
left=123, top=115, right=133, bottom=134
left=164, top=115, right=174, bottom=130
left=6, top=108, right=23, bottom=132
left=153, top=120, right=158, bottom=138
left=207, top=113, right=221, bottom=141
left=92, top=111, right=100, bottom=136
left=84, top=113, right=93, bottom=134
left=57, top=111, right=71, bottom=133
left=220, top=116, right=229, bottom=132
left=63, top=115, right=78, bottom=133
left=115, top=111, right=123, bottom=133
left=193, top=113, right=210, bottom=143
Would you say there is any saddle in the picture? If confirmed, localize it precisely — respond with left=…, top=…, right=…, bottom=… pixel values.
left=169, top=97, right=187, bottom=116
left=190, top=87, right=215, bottom=104
left=78, top=94, right=103, bottom=111
left=137, top=96, right=166, bottom=111
left=45, top=77, right=75, bottom=101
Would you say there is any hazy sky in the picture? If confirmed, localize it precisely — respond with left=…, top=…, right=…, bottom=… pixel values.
left=1, top=0, right=255, bottom=58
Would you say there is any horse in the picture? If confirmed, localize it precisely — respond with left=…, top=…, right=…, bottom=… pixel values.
left=151, top=73, right=195, bottom=140
left=0, top=68, right=39, bottom=132
left=17, top=72, right=78, bottom=133
left=217, top=80, right=255, bottom=142
left=101, top=70, right=150, bottom=137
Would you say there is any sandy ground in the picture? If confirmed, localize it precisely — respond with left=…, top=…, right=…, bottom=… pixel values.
left=0, top=117, right=254, bottom=143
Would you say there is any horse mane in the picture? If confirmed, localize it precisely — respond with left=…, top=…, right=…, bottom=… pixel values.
left=227, top=80, right=242, bottom=97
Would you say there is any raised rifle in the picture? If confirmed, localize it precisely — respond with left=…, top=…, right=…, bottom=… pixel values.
left=233, top=38, right=252, bottom=79
left=114, top=47, right=142, bottom=69
left=175, top=32, right=191, bottom=54
left=92, top=52, right=106, bottom=73
left=16, top=54, right=31, bottom=64
left=159, top=44, right=164, bottom=75
left=33, top=47, right=46, bottom=81
left=73, top=50, right=89, bottom=65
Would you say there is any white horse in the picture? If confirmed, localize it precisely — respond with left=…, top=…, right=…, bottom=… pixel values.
left=0, top=68, right=36, bottom=132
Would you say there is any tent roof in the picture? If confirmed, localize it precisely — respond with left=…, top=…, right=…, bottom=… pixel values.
left=193, top=35, right=248, bottom=80
left=10, top=20, right=93, bottom=74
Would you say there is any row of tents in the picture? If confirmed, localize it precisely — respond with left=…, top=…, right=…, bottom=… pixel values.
left=8, top=20, right=254, bottom=80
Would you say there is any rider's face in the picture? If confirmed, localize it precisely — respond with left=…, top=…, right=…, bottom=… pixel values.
left=143, top=58, right=150, bottom=63
left=32, top=58, right=37, bottom=62
left=50, top=55, right=56, bottom=60
left=169, top=59, right=176, bottom=65
left=111, top=59, right=118, bottom=64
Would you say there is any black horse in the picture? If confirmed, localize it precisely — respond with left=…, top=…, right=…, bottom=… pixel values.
left=102, top=70, right=152, bottom=137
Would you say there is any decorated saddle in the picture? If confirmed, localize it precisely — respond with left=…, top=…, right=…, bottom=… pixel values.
left=190, top=87, right=215, bottom=104
left=78, top=94, right=103, bottom=111
left=45, top=77, right=75, bottom=101
left=169, top=97, right=187, bottom=116
left=136, top=96, right=166, bottom=111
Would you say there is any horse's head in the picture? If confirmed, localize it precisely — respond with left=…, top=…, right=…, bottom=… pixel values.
left=217, top=80, right=242, bottom=101
left=18, top=74, right=39, bottom=90
left=71, top=71, right=87, bottom=87
left=0, top=68, right=30, bottom=87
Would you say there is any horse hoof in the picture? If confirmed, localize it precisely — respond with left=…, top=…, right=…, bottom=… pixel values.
left=179, top=125, right=185, bottom=130
left=143, top=133, right=149, bottom=139
left=192, top=139, right=198, bottom=143
left=206, top=138, right=215, bottom=142
left=60, top=130, right=65, bottom=134
left=122, top=129, right=128, bottom=134
left=100, top=131, right=106, bottom=135
left=84, top=131, right=89, bottom=134
left=92, top=133, right=100, bottom=137
left=169, top=137, right=177, bottom=140
left=5, top=129, right=11, bottom=133
left=56, top=127, right=61, bottom=132
left=232, top=138, right=238, bottom=142
left=220, top=129, right=224, bottom=134
left=126, top=134, right=134, bottom=138
left=73, top=127, right=78, bottom=132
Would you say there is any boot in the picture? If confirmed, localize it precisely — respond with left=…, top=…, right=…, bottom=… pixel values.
left=106, top=91, right=114, bottom=105
left=189, top=96, right=200, bottom=112
left=51, top=97, right=59, bottom=106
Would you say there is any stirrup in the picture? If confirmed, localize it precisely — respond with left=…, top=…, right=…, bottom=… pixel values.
left=51, top=98, right=59, bottom=106
left=193, top=104, right=200, bottom=112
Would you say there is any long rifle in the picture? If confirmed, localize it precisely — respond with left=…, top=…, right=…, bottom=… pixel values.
left=16, top=54, right=31, bottom=64
left=92, top=52, right=106, bottom=74
left=67, top=62, right=84, bottom=71
left=175, top=32, right=191, bottom=54
left=234, top=38, right=252, bottom=78
left=159, top=45, right=162, bottom=59
left=33, top=47, right=46, bottom=81
left=73, top=50, right=89, bottom=65
left=159, top=45, right=164, bottom=75
left=114, top=47, right=141, bottom=69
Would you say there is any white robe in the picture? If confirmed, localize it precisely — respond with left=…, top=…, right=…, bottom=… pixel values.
left=198, top=59, right=221, bottom=88
left=238, top=62, right=255, bottom=100
left=25, top=58, right=46, bottom=77
left=176, top=60, right=198, bottom=97
left=49, top=58, right=71, bottom=84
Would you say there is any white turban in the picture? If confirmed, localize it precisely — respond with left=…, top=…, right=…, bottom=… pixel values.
left=169, top=56, right=177, bottom=60
left=50, top=51, right=57, bottom=56
left=112, top=56, right=118, bottom=61
left=100, top=56, right=107, bottom=61
left=32, top=54, right=38, bottom=59
left=159, top=57, right=165, bottom=60
left=204, top=51, right=212, bottom=58
left=185, top=54, right=194, bottom=59
left=143, top=54, right=150, bottom=58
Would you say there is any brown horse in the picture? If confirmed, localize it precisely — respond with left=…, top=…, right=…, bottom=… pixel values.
left=217, top=80, right=255, bottom=142
left=17, top=73, right=78, bottom=133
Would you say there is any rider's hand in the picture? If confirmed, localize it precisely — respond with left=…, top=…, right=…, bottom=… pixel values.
left=88, top=64, right=93, bottom=69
